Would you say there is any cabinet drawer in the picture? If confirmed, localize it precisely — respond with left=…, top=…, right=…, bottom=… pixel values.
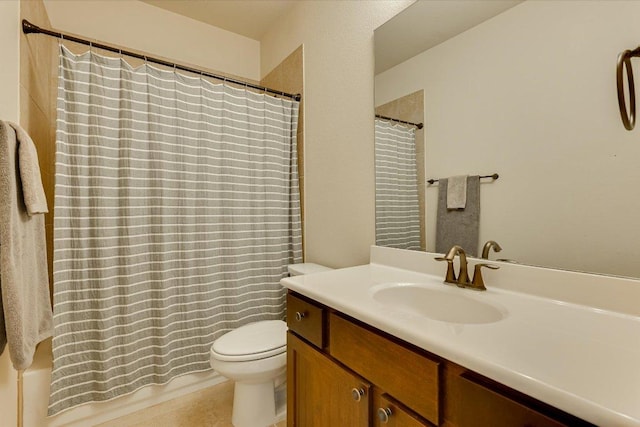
left=287, top=292, right=325, bottom=348
left=329, top=313, right=440, bottom=425
left=458, top=372, right=592, bottom=427
left=373, top=391, right=433, bottom=427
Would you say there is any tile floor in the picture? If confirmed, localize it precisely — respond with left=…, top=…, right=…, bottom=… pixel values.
left=97, top=380, right=286, bottom=427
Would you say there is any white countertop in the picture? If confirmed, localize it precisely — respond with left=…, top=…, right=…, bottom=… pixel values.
left=281, top=247, right=640, bottom=427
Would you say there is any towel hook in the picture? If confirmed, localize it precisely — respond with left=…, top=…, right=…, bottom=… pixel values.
left=617, top=49, right=636, bottom=130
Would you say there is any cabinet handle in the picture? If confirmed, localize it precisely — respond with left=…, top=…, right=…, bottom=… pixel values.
left=377, top=407, right=392, bottom=423
left=294, top=311, right=306, bottom=322
left=351, top=387, right=365, bottom=402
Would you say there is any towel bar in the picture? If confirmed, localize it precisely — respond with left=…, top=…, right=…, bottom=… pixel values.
left=427, top=173, right=498, bottom=185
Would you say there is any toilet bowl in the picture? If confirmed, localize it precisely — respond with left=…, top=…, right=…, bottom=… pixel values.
left=210, top=320, right=287, bottom=427
left=210, top=263, right=332, bottom=427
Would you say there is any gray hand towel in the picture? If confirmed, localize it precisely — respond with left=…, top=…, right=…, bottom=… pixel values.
left=0, top=120, right=53, bottom=370
left=9, top=122, right=49, bottom=215
left=435, top=176, right=480, bottom=256
left=447, top=175, right=468, bottom=209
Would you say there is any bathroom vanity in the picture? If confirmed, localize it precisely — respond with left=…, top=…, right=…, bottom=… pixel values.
left=281, top=247, right=640, bottom=427
left=286, top=292, right=590, bottom=427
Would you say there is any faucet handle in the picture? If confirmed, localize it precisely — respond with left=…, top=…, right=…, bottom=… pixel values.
left=471, top=263, right=499, bottom=291
left=435, top=257, right=457, bottom=284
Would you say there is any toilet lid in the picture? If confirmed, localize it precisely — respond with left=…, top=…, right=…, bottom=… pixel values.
left=212, top=320, right=287, bottom=361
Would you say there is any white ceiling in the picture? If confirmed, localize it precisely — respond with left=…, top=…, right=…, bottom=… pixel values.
left=375, top=0, right=523, bottom=74
left=140, top=0, right=298, bottom=41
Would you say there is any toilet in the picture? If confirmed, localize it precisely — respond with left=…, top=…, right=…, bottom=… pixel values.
left=210, top=263, right=332, bottom=427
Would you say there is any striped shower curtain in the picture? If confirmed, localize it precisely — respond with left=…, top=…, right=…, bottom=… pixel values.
left=375, top=119, right=421, bottom=250
left=49, top=46, right=302, bottom=414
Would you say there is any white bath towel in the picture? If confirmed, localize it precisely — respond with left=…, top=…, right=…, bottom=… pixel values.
left=9, top=123, right=49, bottom=215
left=0, top=120, right=53, bottom=370
left=447, top=175, right=468, bottom=209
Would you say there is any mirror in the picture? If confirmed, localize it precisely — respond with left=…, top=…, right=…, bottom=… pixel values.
left=374, top=0, right=640, bottom=279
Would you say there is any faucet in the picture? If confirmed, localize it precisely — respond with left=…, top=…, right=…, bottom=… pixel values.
left=481, top=240, right=502, bottom=259
left=436, top=245, right=499, bottom=291
left=435, top=245, right=470, bottom=286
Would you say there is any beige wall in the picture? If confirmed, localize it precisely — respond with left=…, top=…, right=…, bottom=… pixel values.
left=43, top=0, right=261, bottom=81
left=261, top=46, right=305, bottom=256
left=375, top=0, right=640, bottom=278
left=261, top=0, right=413, bottom=268
left=21, top=0, right=56, bottom=297
left=0, top=1, right=20, bottom=123
left=0, top=3, right=20, bottom=427
left=0, top=350, right=17, bottom=427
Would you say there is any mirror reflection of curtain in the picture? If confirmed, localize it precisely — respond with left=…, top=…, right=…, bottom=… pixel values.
left=375, top=119, right=420, bottom=250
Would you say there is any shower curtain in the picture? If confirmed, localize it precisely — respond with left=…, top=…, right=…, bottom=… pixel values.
left=49, top=46, right=302, bottom=415
left=375, top=119, right=421, bottom=250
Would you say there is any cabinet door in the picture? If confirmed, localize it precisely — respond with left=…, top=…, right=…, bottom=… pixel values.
left=287, top=332, right=370, bottom=427
left=373, top=390, right=433, bottom=427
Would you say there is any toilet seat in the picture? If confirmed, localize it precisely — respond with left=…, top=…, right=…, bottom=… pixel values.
left=211, top=320, right=287, bottom=362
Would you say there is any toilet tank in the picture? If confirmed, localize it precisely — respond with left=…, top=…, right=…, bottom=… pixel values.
left=287, top=263, right=332, bottom=276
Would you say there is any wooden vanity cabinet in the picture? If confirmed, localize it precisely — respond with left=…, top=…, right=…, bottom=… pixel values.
left=287, top=292, right=369, bottom=426
left=287, top=332, right=370, bottom=427
left=287, top=292, right=433, bottom=427
left=286, top=291, right=593, bottom=427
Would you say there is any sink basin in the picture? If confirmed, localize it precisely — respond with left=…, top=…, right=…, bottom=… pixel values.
left=371, top=282, right=506, bottom=324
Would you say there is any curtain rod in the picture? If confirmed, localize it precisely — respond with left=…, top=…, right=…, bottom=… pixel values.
left=375, top=114, right=423, bottom=129
left=22, top=19, right=302, bottom=102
